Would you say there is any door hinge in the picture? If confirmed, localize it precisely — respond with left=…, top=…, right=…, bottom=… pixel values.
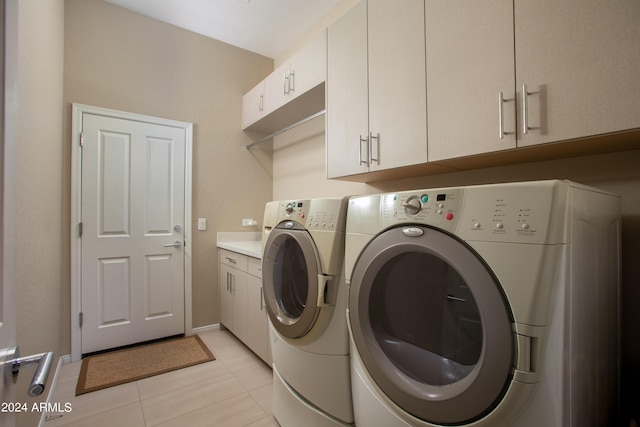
left=79, top=312, right=83, bottom=328
left=79, top=132, right=84, bottom=147
left=78, top=222, right=83, bottom=237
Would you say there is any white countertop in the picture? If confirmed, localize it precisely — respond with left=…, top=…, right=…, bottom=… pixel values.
left=216, top=232, right=262, bottom=259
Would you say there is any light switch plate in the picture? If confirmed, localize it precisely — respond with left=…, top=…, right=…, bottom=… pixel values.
left=197, top=218, right=206, bottom=231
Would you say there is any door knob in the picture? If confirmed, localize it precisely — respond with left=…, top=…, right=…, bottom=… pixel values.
left=164, top=240, right=182, bottom=248
left=2, top=346, right=54, bottom=396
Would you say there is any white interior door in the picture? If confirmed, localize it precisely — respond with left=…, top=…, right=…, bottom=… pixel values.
left=80, top=113, right=187, bottom=355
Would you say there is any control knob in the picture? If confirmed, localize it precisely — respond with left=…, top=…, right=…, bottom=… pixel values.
left=402, top=196, right=422, bottom=216
left=285, top=203, right=295, bottom=215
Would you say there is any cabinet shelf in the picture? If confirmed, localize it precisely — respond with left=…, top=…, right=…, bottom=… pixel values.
left=246, top=107, right=325, bottom=150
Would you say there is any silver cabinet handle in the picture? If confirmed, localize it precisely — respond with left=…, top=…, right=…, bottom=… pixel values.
left=359, top=135, right=368, bottom=165
left=369, top=132, right=379, bottom=163
left=283, top=73, right=289, bottom=95
left=226, top=271, right=230, bottom=292
left=499, top=91, right=505, bottom=139
left=259, top=93, right=264, bottom=112
left=164, top=241, right=181, bottom=248
left=288, top=70, right=295, bottom=93
left=2, top=346, right=54, bottom=396
left=498, top=92, right=513, bottom=139
left=225, top=256, right=237, bottom=264
left=522, top=84, right=530, bottom=135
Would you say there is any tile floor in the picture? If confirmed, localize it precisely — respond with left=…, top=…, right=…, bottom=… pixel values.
left=45, top=329, right=278, bottom=427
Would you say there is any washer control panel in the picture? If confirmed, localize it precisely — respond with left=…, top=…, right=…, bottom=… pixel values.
left=274, top=199, right=347, bottom=231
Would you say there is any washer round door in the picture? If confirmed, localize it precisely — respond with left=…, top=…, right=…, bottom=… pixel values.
left=262, top=221, right=323, bottom=339
left=349, top=225, right=514, bottom=425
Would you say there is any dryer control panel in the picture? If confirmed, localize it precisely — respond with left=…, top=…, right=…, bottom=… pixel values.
left=347, top=181, right=570, bottom=245
left=268, top=198, right=348, bottom=232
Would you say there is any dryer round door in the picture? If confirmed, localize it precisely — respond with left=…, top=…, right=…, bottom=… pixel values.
left=349, top=225, right=514, bottom=425
left=262, top=221, right=322, bottom=339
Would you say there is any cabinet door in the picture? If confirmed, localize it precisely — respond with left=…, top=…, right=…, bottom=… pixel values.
left=219, top=263, right=234, bottom=330
left=326, top=0, right=369, bottom=178
left=368, top=0, right=428, bottom=171
left=264, top=61, right=291, bottom=114
left=247, top=274, right=269, bottom=363
left=289, top=30, right=326, bottom=101
left=230, top=268, right=248, bottom=343
left=242, top=81, right=265, bottom=129
left=426, top=0, right=516, bottom=161
left=515, top=0, right=640, bottom=147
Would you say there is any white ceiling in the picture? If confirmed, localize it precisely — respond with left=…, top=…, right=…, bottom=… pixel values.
left=105, top=0, right=343, bottom=59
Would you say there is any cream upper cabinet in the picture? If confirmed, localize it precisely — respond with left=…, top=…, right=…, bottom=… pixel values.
left=427, top=0, right=640, bottom=161
left=426, top=0, right=516, bottom=161
left=327, top=1, right=368, bottom=178
left=264, top=31, right=327, bottom=115
left=327, top=0, right=428, bottom=178
left=242, top=81, right=265, bottom=129
left=515, top=0, right=640, bottom=147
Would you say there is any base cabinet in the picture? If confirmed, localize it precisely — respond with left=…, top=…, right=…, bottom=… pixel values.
left=247, top=258, right=270, bottom=365
left=219, top=249, right=270, bottom=364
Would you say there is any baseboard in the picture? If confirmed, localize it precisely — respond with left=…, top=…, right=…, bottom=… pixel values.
left=191, top=323, right=220, bottom=335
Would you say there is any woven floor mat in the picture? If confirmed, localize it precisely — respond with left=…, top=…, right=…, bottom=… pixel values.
left=76, top=335, right=215, bottom=395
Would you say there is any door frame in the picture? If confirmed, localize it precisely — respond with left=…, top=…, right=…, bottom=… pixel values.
left=70, top=103, right=193, bottom=362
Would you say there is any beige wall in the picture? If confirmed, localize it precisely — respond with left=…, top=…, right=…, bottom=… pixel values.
left=275, top=0, right=359, bottom=68
left=15, top=0, right=65, bottom=424
left=63, top=0, right=274, bottom=330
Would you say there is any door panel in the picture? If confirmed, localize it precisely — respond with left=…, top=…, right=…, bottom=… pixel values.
left=81, top=113, right=186, bottom=354
left=98, top=257, right=130, bottom=326
left=99, top=131, right=130, bottom=235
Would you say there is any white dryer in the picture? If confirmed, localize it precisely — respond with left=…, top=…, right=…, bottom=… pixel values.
left=262, top=197, right=353, bottom=426
left=345, top=180, right=620, bottom=426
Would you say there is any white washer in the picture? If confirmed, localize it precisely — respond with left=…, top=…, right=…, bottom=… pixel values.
left=345, top=180, right=620, bottom=426
left=262, top=197, right=353, bottom=426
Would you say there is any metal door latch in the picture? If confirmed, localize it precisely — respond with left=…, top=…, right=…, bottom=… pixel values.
left=1, top=346, right=54, bottom=396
